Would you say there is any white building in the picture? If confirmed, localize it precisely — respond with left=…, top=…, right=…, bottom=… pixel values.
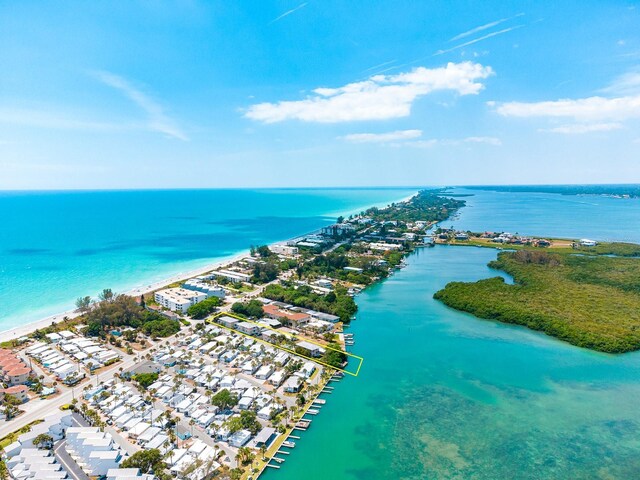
left=269, top=244, right=299, bottom=256
left=154, top=288, right=207, bottom=313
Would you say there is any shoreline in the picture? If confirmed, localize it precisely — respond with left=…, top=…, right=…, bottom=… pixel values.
left=0, top=190, right=419, bottom=344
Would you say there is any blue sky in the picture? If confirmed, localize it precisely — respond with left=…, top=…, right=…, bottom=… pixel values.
left=1, top=0, right=639, bottom=189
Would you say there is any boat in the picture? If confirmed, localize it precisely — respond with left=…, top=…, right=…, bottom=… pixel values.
left=282, top=440, right=296, bottom=448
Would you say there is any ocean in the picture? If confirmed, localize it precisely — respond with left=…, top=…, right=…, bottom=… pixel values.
left=0, top=188, right=416, bottom=332
left=263, top=188, right=640, bottom=480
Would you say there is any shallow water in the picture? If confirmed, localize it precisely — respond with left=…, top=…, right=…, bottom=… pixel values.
left=264, top=190, right=640, bottom=480
left=0, top=188, right=415, bottom=331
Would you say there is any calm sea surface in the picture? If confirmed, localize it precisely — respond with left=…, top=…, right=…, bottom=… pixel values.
left=264, top=188, right=640, bottom=480
left=0, top=188, right=415, bottom=332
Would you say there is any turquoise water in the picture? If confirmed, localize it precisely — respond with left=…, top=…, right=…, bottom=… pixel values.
left=0, top=188, right=415, bottom=332
left=264, top=190, right=640, bottom=480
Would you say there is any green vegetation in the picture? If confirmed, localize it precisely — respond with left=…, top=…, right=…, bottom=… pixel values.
left=226, top=410, right=262, bottom=435
left=434, top=249, right=640, bottom=353
left=251, top=262, right=279, bottom=283
left=33, top=433, right=53, bottom=449
left=321, top=342, right=347, bottom=368
left=211, top=388, right=238, bottom=410
left=0, top=420, right=43, bottom=449
left=139, top=318, right=181, bottom=337
left=231, top=300, right=264, bottom=318
left=263, top=283, right=357, bottom=322
left=186, top=296, right=221, bottom=318
left=83, top=294, right=179, bottom=338
left=578, top=242, right=640, bottom=257
left=467, top=184, right=640, bottom=198
left=363, top=189, right=465, bottom=223
left=132, top=372, right=159, bottom=389
left=121, top=449, right=168, bottom=478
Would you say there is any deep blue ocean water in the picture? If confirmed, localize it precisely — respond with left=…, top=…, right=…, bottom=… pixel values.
left=0, top=188, right=415, bottom=332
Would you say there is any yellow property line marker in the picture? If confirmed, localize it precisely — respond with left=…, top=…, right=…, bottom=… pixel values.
left=208, top=311, right=363, bottom=377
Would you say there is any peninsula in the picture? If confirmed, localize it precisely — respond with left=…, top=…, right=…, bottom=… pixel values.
left=433, top=231, right=640, bottom=353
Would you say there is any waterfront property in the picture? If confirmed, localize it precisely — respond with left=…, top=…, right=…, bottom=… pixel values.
left=154, top=287, right=208, bottom=313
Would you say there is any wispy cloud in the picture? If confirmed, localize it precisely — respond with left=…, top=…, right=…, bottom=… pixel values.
left=360, top=59, right=397, bottom=74
left=340, top=129, right=422, bottom=143
left=245, top=62, right=493, bottom=123
left=404, top=136, right=501, bottom=147
left=491, top=95, right=640, bottom=122
left=269, top=2, right=308, bottom=25
left=92, top=70, right=188, bottom=141
left=542, top=123, right=623, bottom=134
left=340, top=130, right=500, bottom=146
left=600, top=70, right=640, bottom=96
left=464, top=136, right=502, bottom=145
left=435, top=26, right=524, bottom=56
left=0, top=107, right=131, bottom=131
left=449, top=13, right=524, bottom=42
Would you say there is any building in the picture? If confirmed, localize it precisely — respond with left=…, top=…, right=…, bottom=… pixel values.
left=207, top=270, right=252, bottom=283
left=182, top=278, right=226, bottom=299
left=321, top=223, right=356, bottom=237
left=283, top=375, right=302, bottom=393
left=263, top=304, right=310, bottom=327
left=0, top=385, right=29, bottom=403
left=269, top=244, right=299, bottom=256
left=367, top=242, right=402, bottom=251
left=580, top=238, right=598, bottom=247
left=0, top=349, right=31, bottom=386
left=154, top=287, right=207, bottom=313
left=295, top=340, right=325, bottom=358
left=236, top=321, right=262, bottom=336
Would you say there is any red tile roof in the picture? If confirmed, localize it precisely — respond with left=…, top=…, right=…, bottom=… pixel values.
left=1, top=385, right=28, bottom=394
left=263, top=304, right=310, bottom=322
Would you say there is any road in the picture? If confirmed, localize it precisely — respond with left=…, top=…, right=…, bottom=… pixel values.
left=0, top=336, right=157, bottom=440
left=52, top=414, right=91, bottom=480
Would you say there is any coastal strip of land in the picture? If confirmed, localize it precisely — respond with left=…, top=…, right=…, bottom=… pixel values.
left=0, top=189, right=463, bottom=480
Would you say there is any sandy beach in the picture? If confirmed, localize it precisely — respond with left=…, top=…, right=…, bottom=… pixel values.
left=0, top=250, right=249, bottom=344
left=0, top=191, right=419, bottom=345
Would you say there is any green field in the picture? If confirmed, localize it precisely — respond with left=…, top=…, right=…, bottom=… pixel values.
left=434, top=249, right=640, bottom=353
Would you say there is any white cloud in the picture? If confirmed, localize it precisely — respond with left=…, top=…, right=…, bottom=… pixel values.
left=93, top=70, right=188, bottom=140
left=390, top=136, right=502, bottom=148
left=341, top=129, right=422, bottom=143
left=464, top=136, right=502, bottom=145
left=269, top=2, right=307, bottom=24
left=245, top=62, right=493, bottom=123
left=449, top=13, right=524, bottom=42
left=492, top=95, right=640, bottom=122
left=543, top=123, right=623, bottom=134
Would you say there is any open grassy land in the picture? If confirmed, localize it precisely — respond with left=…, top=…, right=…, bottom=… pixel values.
left=434, top=249, right=640, bottom=353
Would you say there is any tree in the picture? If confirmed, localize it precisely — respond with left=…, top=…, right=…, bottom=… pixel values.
left=186, top=297, right=221, bottom=319
left=140, top=294, right=146, bottom=309
left=75, top=296, right=93, bottom=315
left=2, top=394, right=21, bottom=420
left=252, top=262, right=278, bottom=283
left=33, top=433, right=54, bottom=449
left=120, top=449, right=166, bottom=474
left=98, top=288, right=114, bottom=303
left=211, top=389, right=238, bottom=410
left=231, top=300, right=264, bottom=318
left=133, top=372, right=159, bottom=389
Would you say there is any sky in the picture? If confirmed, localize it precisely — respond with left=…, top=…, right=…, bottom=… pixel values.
left=1, top=0, right=639, bottom=189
